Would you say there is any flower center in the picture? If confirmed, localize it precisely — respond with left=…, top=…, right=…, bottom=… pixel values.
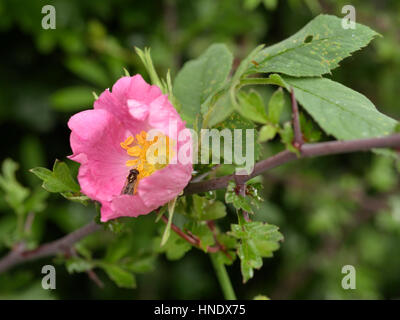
left=120, top=131, right=173, bottom=193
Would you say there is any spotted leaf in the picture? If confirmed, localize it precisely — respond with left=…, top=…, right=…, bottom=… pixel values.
left=248, top=14, right=379, bottom=77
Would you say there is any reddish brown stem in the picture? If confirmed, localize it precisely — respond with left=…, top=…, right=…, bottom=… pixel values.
left=291, top=88, right=304, bottom=150
left=86, top=269, right=105, bottom=288
left=234, top=175, right=251, bottom=222
left=70, top=247, right=104, bottom=289
left=0, top=221, right=102, bottom=274
left=206, top=221, right=232, bottom=260
left=160, top=215, right=220, bottom=253
left=185, top=133, right=400, bottom=195
left=161, top=215, right=198, bottom=246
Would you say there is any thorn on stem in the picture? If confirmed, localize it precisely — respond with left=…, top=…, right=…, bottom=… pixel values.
left=234, top=175, right=251, bottom=222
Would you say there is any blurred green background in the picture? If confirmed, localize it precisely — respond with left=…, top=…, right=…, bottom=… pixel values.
left=1, top=0, right=400, bottom=299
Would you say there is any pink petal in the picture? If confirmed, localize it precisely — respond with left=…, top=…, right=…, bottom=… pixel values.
left=68, top=109, right=131, bottom=201
left=127, top=99, right=149, bottom=121
left=68, top=75, right=193, bottom=222
left=110, top=194, right=154, bottom=221
left=138, top=162, right=192, bottom=208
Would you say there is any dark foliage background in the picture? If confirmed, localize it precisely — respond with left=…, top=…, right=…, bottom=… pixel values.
left=0, top=0, right=400, bottom=299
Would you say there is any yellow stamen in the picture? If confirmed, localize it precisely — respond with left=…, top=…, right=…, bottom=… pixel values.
left=127, top=145, right=142, bottom=157
left=120, top=131, right=174, bottom=194
left=136, top=131, right=147, bottom=145
left=120, top=135, right=134, bottom=150
left=126, top=159, right=139, bottom=166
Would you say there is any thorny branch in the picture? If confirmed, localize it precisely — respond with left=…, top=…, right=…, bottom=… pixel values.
left=184, top=133, right=400, bottom=195
left=0, top=221, right=101, bottom=274
left=1, top=133, right=400, bottom=274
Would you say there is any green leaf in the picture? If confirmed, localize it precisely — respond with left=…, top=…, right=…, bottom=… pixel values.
left=258, top=124, right=277, bottom=142
left=154, top=229, right=192, bottom=260
left=185, top=195, right=227, bottom=221
left=281, top=76, right=398, bottom=140
left=230, top=221, right=283, bottom=283
left=236, top=90, right=268, bottom=124
left=268, top=88, right=285, bottom=124
left=202, top=200, right=227, bottom=221
left=173, top=44, right=233, bottom=126
left=186, top=221, right=215, bottom=251
left=231, top=45, right=265, bottom=84
left=233, top=195, right=253, bottom=213
left=75, top=244, right=92, bottom=260
left=248, top=14, right=379, bottom=77
left=0, top=159, right=29, bottom=215
left=123, top=256, right=156, bottom=274
left=299, top=113, right=322, bottom=142
left=224, top=181, right=237, bottom=204
left=205, top=92, right=235, bottom=128
left=30, top=160, right=80, bottom=193
left=65, top=257, right=93, bottom=274
left=280, top=121, right=293, bottom=143
left=246, top=182, right=264, bottom=206
left=237, top=238, right=262, bottom=283
left=104, top=218, right=126, bottom=235
left=279, top=122, right=298, bottom=154
left=231, top=221, right=284, bottom=244
left=51, top=86, right=94, bottom=112
left=104, top=234, right=133, bottom=263
left=215, top=112, right=260, bottom=164
left=225, top=181, right=253, bottom=213
left=100, top=264, right=136, bottom=288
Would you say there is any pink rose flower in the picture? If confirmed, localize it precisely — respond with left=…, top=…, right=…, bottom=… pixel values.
left=68, top=75, right=193, bottom=222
